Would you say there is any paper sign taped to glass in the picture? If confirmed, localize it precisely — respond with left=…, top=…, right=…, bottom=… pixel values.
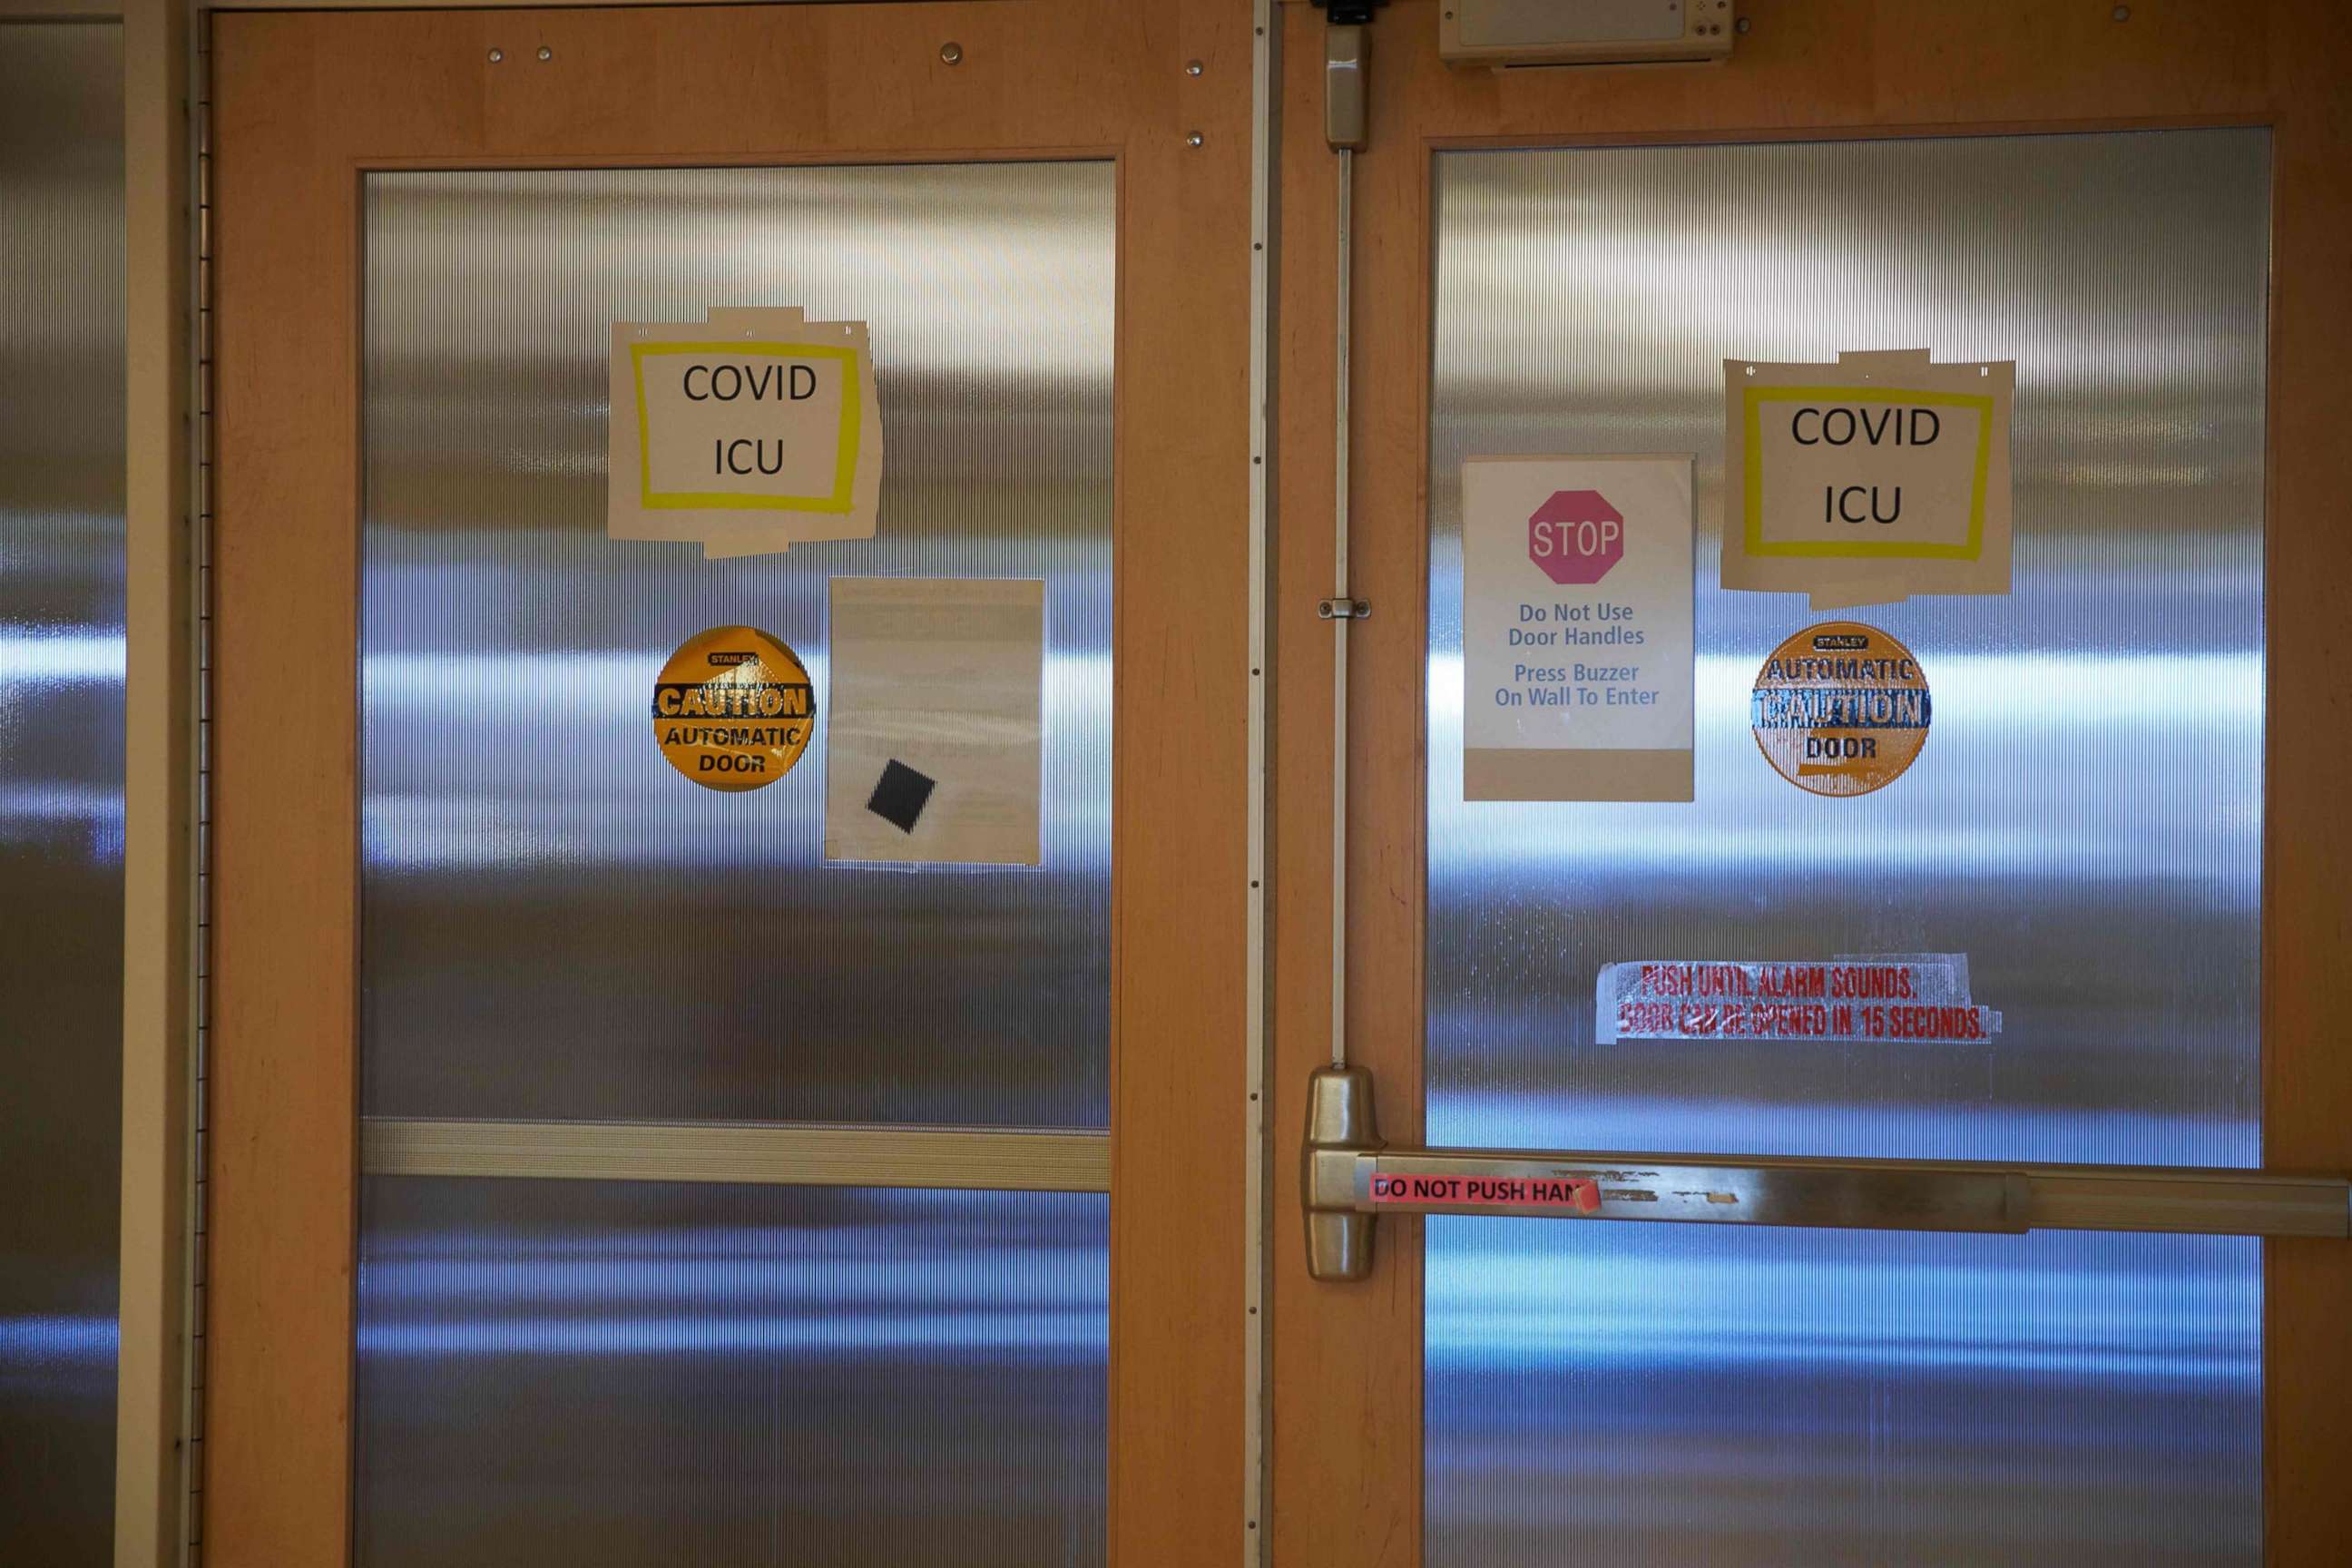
left=608, top=306, right=883, bottom=560
left=1722, top=349, right=2014, bottom=609
left=1459, top=455, right=1694, bottom=803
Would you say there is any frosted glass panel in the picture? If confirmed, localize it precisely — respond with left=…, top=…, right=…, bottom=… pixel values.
left=1426, top=132, right=2268, bottom=1565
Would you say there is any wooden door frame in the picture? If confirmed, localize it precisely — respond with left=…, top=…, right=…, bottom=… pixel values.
left=1269, top=3, right=2352, bottom=1565
left=206, top=5, right=1256, bottom=1563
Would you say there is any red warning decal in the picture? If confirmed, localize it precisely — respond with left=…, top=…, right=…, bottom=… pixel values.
left=1368, top=1172, right=1602, bottom=1213
left=1595, top=955, right=2002, bottom=1045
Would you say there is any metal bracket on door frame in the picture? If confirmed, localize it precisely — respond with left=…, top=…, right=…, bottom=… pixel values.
left=1300, top=1065, right=2352, bottom=1283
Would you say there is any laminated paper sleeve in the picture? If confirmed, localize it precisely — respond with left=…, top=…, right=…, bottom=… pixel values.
left=824, top=577, right=1044, bottom=867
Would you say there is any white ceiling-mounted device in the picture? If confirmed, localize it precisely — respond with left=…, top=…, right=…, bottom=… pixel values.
left=1440, top=0, right=1736, bottom=67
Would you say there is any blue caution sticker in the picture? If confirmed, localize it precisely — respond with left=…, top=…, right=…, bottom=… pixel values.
left=1750, top=621, right=1929, bottom=796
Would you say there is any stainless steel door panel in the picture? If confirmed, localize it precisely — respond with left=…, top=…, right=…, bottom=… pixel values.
left=357, top=1178, right=1106, bottom=1568
left=362, top=164, right=1116, bottom=1128
left=0, top=24, right=127, bottom=1565
left=1425, top=130, right=2269, bottom=1565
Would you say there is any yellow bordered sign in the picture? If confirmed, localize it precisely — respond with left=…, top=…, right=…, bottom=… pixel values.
left=1739, top=384, right=1995, bottom=561
left=606, top=313, right=883, bottom=558
left=629, top=339, right=862, bottom=514
left=1720, top=352, right=2014, bottom=605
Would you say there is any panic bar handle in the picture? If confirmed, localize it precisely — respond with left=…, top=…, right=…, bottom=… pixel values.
left=1300, top=1066, right=2352, bottom=1282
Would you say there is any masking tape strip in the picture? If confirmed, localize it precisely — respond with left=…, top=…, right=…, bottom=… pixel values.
left=361, top=1117, right=1110, bottom=1193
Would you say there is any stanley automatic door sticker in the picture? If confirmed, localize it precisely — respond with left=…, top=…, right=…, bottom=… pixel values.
left=1750, top=622, right=1929, bottom=797
left=653, top=625, right=816, bottom=791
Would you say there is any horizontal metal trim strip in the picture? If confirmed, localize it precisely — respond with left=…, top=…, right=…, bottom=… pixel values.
left=361, top=1117, right=1110, bottom=1193
left=1348, top=1148, right=2349, bottom=1239
left=203, top=0, right=1012, bottom=11
left=2023, top=1168, right=2349, bottom=1237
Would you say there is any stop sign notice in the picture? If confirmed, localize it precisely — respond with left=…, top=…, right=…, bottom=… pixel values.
left=1529, top=489, right=1624, bottom=584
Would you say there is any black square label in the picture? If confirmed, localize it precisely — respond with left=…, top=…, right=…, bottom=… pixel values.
left=866, top=759, right=936, bottom=834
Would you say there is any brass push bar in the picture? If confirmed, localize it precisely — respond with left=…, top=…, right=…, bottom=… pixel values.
left=1302, top=1066, right=2352, bottom=1281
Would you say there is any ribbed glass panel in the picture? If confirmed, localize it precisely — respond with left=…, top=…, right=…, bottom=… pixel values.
left=1425, top=132, right=2269, bottom=1564
left=0, top=23, right=125, bottom=1565
left=1430, top=1224, right=2259, bottom=1565
left=355, top=1179, right=1106, bottom=1568
left=360, top=165, right=1114, bottom=1127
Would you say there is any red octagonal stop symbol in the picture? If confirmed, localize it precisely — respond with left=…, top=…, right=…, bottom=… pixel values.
left=1529, top=489, right=1624, bottom=585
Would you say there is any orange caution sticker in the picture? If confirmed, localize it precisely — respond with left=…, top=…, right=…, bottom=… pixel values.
left=1749, top=622, right=1931, bottom=797
left=652, top=625, right=816, bottom=791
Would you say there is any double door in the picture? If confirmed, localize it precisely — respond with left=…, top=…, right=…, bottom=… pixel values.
left=205, top=4, right=2350, bottom=1565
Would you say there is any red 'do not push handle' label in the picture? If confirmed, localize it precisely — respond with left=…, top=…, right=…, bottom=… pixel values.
left=1369, top=1172, right=1603, bottom=1212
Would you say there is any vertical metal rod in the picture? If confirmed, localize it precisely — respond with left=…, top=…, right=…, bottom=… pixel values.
left=1329, top=145, right=1352, bottom=1071
left=181, top=7, right=213, bottom=1563
left=1241, top=3, right=1279, bottom=1561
